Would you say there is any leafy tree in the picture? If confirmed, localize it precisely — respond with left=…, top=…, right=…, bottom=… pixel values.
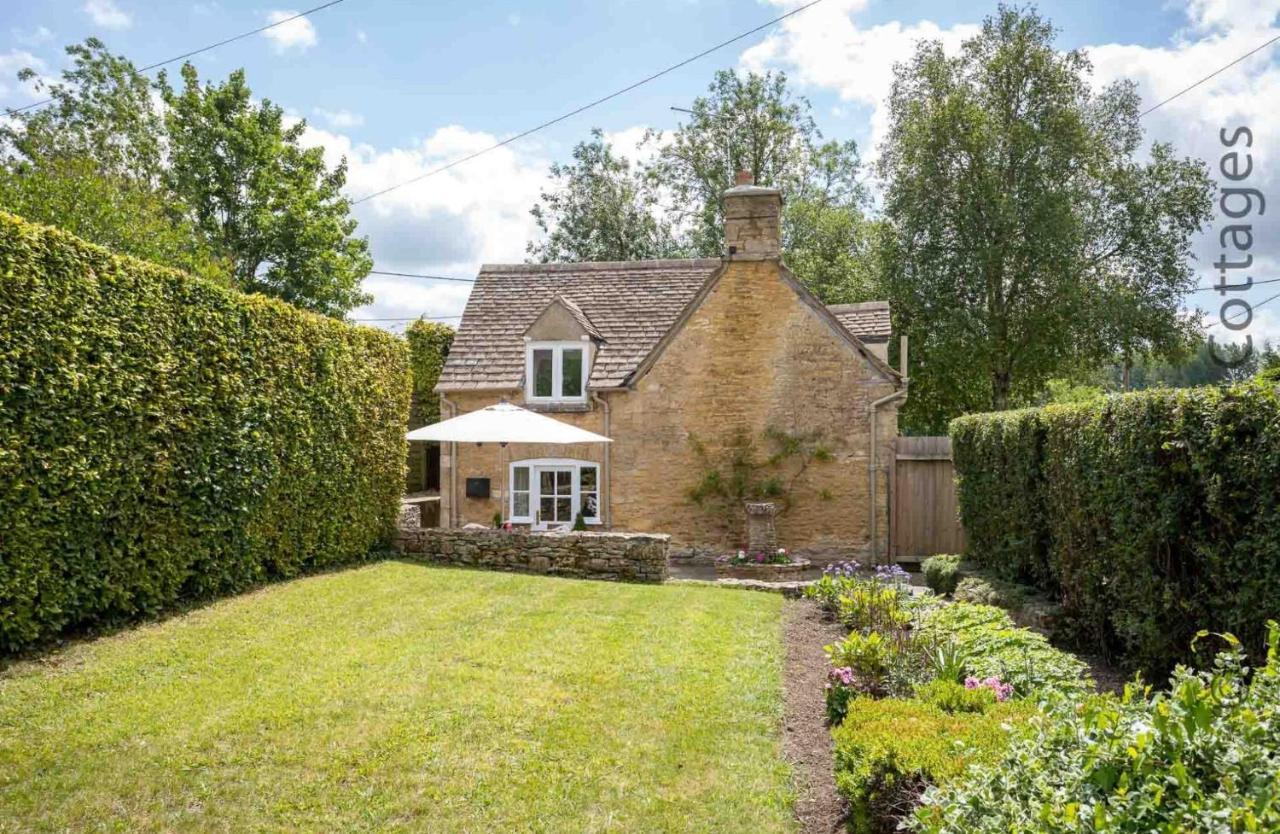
left=0, top=40, right=225, bottom=280
left=647, top=70, right=874, bottom=302
left=1, top=40, right=372, bottom=317
left=529, top=71, right=876, bottom=303
left=528, top=129, right=679, bottom=263
left=160, top=64, right=371, bottom=316
left=0, top=158, right=229, bottom=283
left=877, top=6, right=1213, bottom=431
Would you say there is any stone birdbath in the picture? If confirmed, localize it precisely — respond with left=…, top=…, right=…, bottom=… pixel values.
left=714, top=501, right=810, bottom=581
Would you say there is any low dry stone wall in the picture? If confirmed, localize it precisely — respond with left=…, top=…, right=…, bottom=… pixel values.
left=394, top=527, right=669, bottom=583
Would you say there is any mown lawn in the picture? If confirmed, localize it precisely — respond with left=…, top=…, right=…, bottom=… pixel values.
left=0, top=562, right=793, bottom=833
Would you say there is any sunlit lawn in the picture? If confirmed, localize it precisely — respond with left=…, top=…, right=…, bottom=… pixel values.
left=0, top=562, right=793, bottom=833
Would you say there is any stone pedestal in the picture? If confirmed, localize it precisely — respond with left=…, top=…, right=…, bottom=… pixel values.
left=744, top=501, right=779, bottom=554
left=398, top=503, right=422, bottom=529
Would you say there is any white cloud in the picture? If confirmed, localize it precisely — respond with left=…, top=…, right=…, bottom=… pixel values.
left=11, top=26, right=54, bottom=47
left=355, top=29, right=368, bottom=44
left=314, top=107, right=364, bottom=129
left=82, top=0, right=132, bottom=30
left=297, top=123, right=552, bottom=327
left=261, top=10, right=318, bottom=53
left=0, top=50, right=45, bottom=104
left=739, top=0, right=979, bottom=160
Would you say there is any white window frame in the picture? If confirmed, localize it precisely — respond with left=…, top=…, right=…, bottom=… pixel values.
left=508, top=458, right=602, bottom=528
left=525, top=340, right=589, bottom=403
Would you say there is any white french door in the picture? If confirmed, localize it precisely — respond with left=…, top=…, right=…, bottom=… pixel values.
left=535, top=467, right=575, bottom=529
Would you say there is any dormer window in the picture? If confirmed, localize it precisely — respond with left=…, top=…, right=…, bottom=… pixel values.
left=527, top=341, right=588, bottom=402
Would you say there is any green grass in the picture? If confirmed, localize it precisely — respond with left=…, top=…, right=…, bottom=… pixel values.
left=0, top=562, right=794, bottom=833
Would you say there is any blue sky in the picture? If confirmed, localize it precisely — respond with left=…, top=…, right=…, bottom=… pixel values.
left=3, top=0, right=1279, bottom=350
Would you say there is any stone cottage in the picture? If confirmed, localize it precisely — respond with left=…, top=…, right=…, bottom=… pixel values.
left=434, top=173, right=906, bottom=563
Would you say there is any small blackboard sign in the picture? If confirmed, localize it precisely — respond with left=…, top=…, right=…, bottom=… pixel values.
left=465, top=477, right=490, bottom=499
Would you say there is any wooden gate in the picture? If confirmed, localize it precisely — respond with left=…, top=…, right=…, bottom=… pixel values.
left=892, top=436, right=965, bottom=562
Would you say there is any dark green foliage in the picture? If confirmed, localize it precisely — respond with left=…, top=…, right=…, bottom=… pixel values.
left=0, top=212, right=410, bottom=651
left=951, top=383, right=1280, bottom=675
left=921, top=554, right=961, bottom=595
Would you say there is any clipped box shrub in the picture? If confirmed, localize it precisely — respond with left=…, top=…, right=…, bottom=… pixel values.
left=921, top=554, right=961, bottom=595
left=950, top=384, right=1280, bottom=676
left=833, top=696, right=1035, bottom=834
left=0, top=212, right=411, bottom=651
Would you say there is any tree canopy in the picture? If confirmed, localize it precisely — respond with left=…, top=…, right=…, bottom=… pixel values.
left=528, top=70, right=878, bottom=304
left=876, top=6, right=1212, bottom=431
left=1, top=39, right=371, bottom=317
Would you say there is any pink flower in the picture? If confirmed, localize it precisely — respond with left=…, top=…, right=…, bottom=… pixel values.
left=964, top=677, right=979, bottom=690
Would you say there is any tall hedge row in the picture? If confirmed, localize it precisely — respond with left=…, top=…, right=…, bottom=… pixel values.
left=951, top=383, right=1280, bottom=675
left=0, top=212, right=410, bottom=651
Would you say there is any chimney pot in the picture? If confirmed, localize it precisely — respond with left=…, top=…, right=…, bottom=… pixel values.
left=734, top=169, right=754, bottom=186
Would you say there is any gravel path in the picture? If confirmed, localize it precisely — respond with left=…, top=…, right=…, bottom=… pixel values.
left=782, top=598, right=848, bottom=834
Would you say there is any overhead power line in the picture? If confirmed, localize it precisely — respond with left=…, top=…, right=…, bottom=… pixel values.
left=351, top=0, right=828, bottom=205
left=1188, top=275, right=1280, bottom=293
left=1205, top=290, right=1280, bottom=329
left=351, top=314, right=463, bottom=322
left=1140, top=31, right=1280, bottom=117
left=368, top=269, right=475, bottom=283
left=5, top=0, right=349, bottom=116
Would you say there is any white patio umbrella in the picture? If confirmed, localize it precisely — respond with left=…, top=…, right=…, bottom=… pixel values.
left=406, top=402, right=611, bottom=525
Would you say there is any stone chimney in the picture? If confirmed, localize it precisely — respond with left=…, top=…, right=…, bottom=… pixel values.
left=723, top=170, right=782, bottom=257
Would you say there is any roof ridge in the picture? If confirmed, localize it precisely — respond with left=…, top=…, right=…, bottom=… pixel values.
left=479, top=258, right=722, bottom=274
left=827, top=301, right=890, bottom=311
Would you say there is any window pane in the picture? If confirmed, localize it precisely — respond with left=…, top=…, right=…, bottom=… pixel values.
left=556, top=470, right=572, bottom=491
left=556, top=497, right=571, bottom=520
left=540, top=470, right=555, bottom=492
left=514, top=493, right=529, bottom=517
left=579, top=466, right=597, bottom=491
left=562, top=348, right=583, bottom=397
left=513, top=467, right=529, bottom=491
left=539, top=496, right=554, bottom=519
left=533, top=349, right=553, bottom=397
left=582, top=492, right=598, bottom=518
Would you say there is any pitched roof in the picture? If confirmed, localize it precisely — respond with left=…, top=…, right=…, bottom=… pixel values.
left=537, top=294, right=603, bottom=342
left=438, top=259, right=720, bottom=391
left=437, top=259, right=894, bottom=392
left=828, top=301, right=891, bottom=342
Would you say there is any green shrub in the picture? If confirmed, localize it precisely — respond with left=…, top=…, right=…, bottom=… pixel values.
left=952, top=576, right=1025, bottom=609
left=950, top=384, right=1280, bottom=676
left=913, top=679, right=995, bottom=714
left=915, top=603, right=1090, bottom=698
left=916, top=624, right=1280, bottom=833
left=834, top=696, right=1034, bottom=834
left=0, top=212, right=410, bottom=651
left=922, top=555, right=961, bottom=595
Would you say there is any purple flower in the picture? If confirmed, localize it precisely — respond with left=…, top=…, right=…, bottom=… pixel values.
left=964, top=676, right=979, bottom=690
left=828, top=666, right=855, bottom=686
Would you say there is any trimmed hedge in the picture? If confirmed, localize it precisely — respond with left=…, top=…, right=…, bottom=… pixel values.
left=0, top=212, right=410, bottom=651
left=833, top=696, right=1035, bottom=834
left=951, top=384, right=1280, bottom=674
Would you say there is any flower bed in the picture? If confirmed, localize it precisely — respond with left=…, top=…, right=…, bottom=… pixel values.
left=803, top=563, right=1091, bottom=833
left=714, top=548, right=811, bottom=582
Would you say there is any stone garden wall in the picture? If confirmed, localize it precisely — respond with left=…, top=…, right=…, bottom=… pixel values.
left=393, top=527, right=668, bottom=583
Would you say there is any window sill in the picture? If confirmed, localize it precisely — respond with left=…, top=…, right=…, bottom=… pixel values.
left=522, top=400, right=592, bottom=413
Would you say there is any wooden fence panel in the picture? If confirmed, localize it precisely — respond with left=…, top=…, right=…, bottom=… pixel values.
left=892, top=436, right=966, bottom=561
